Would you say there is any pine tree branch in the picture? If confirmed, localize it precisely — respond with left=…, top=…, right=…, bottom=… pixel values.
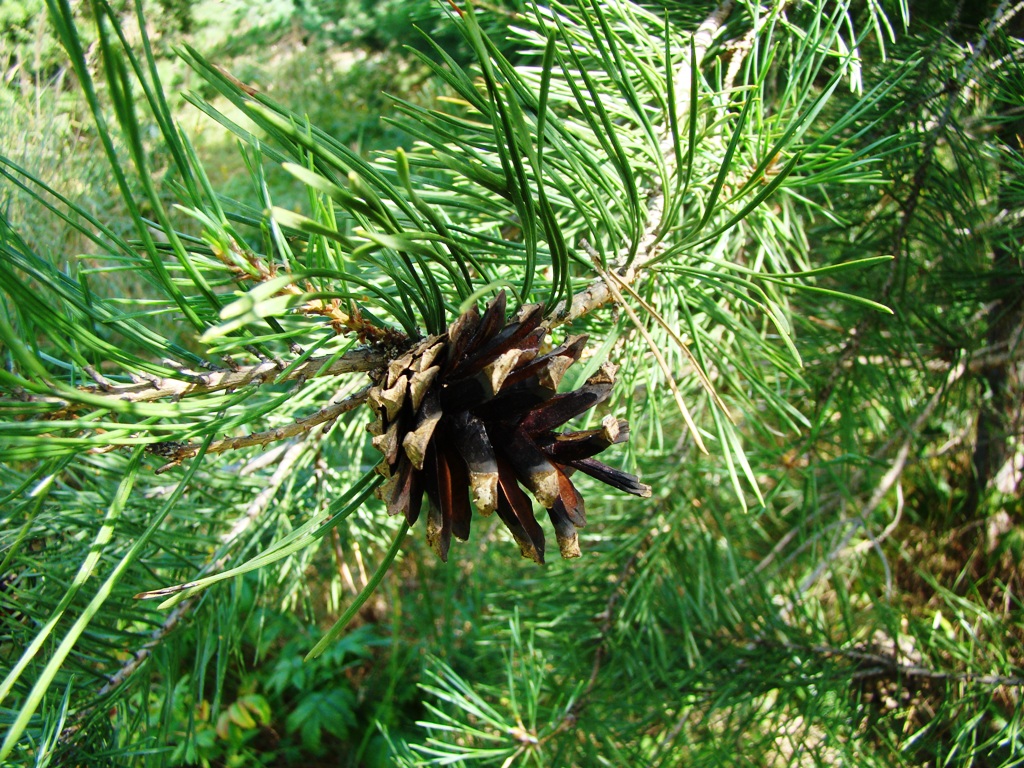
left=9, top=2, right=738, bottom=448
left=549, top=0, right=737, bottom=326
left=6, top=3, right=747, bottom=429
left=816, top=0, right=1017, bottom=408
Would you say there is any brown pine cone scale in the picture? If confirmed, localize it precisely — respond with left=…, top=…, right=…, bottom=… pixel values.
left=369, top=291, right=651, bottom=563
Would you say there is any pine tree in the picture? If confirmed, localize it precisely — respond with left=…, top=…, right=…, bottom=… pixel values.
left=1, top=0, right=1021, bottom=765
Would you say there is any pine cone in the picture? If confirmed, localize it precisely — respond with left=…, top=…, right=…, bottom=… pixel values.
left=368, top=291, right=650, bottom=563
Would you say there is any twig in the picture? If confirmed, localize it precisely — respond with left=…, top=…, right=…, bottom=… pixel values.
left=211, top=228, right=407, bottom=346
left=793, top=361, right=967, bottom=596
left=796, top=439, right=911, bottom=595
left=12, top=347, right=386, bottom=416
left=767, top=639, right=1024, bottom=687
left=147, top=385, right=370, bottom=471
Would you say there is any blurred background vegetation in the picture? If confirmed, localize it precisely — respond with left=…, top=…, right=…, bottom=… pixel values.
left=1, top=0, right=1022, bottom=766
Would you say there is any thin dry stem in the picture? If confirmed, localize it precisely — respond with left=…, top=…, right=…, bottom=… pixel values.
left=733, top=358, right=969, bottom=595
left=148, top=385, right=370, bottom=471
left=12, top=347, right=385, bottom=416
left=587, top=245, right=709, bottom=453
left=769, top=639, right=1024, bottom=687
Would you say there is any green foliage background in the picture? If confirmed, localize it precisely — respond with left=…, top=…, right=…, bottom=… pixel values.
left=1, top=0, right=1022, bottom=765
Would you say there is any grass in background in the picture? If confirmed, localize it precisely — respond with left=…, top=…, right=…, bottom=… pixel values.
left=1, top=0, right=442, bottom=344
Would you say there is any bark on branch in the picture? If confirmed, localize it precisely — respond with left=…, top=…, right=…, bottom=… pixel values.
left=9, top=347, right=386, bottom=416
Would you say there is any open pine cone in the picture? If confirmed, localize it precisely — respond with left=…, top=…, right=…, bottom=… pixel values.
left=368, top=291, right=650, bottom=563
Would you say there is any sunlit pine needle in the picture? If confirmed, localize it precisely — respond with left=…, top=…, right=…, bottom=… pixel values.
left=601, top=267, right=735, bottom=425
left=587, top=252, right=709, bottom=454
